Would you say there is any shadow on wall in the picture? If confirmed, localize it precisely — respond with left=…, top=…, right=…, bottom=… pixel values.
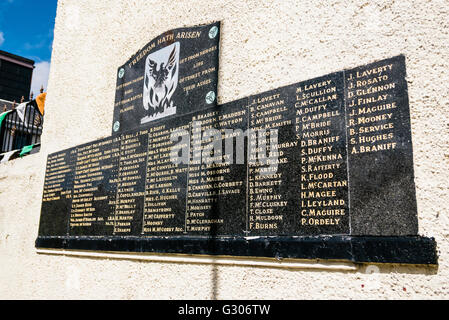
left=35, top=249, right=438, bottom=300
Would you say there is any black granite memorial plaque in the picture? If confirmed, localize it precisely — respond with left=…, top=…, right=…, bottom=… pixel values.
left=185, top=99, right=248, bottom=236
left=36, top=55, right=437, bottom=265
left=39, top=150, right=76, bottom=236
left=244, top=73, right=350, bottom=236
left=69, top=136, right=120, bottom=236
left=143, top=112, right=192, bottom=236
left=112, top=22, right=221, bottom=135
left=344, top=55, right=418, bottom=236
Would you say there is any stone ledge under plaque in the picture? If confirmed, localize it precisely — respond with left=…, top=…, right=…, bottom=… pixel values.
left=35, top=235, right=438, bottom=266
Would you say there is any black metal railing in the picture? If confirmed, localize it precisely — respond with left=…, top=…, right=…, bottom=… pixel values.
left=0, top=101, right=44, bottom=153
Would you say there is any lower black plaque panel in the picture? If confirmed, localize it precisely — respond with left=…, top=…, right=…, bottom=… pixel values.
left=37, top=56, right=438, bottom=265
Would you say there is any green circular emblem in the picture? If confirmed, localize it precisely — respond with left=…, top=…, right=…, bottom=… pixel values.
left=118, top=68, right=125, bottom=79
left=113, top=121, right=120, bottom=132
left=208, top=26, right=219, bottom=39
left=206, top=91, right=216, bottom=104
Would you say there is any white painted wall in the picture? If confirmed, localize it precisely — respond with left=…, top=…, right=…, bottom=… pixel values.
left=0, top=0, right=448, bottom=299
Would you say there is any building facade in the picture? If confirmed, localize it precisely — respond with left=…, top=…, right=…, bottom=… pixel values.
left=0, top=50, right=34, bottom=103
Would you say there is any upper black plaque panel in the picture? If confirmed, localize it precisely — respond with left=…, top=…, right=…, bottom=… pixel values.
left=112, top=22, right=221, bottom=135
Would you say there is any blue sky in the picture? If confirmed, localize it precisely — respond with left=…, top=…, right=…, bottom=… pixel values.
left=0, top=0, right=58, bottom=96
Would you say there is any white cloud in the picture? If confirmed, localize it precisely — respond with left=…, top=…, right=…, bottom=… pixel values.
left=30, top=61, right=51, bottom=97
left=24, top=40, right=46, bottom=50
left=0, top=32, right=4, bottom=46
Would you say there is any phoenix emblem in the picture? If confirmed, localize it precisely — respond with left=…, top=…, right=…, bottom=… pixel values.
left=148, top=47, right=177, bottom=88
left=142, top=42, right=180, bottom=123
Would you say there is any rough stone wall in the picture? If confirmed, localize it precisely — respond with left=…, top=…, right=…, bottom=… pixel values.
left=0, top=0, right=448, bottom=299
